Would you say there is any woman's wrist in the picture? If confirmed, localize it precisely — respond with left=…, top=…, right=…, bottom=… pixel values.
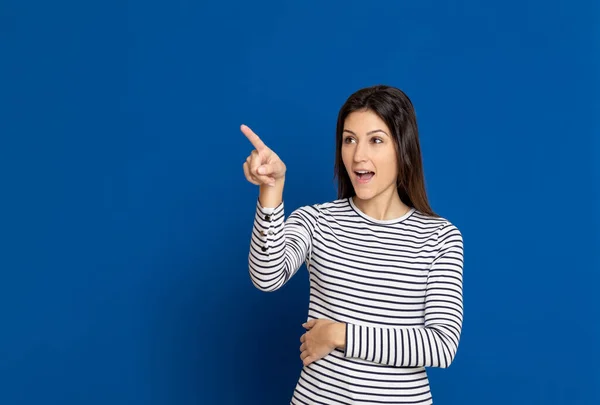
left=332, top=322, right=347, bottom=349
left=258, top=177, right=285, bottom=208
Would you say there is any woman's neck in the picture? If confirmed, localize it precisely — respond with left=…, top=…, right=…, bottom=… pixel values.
left=352, top=190, right=411, bottom=221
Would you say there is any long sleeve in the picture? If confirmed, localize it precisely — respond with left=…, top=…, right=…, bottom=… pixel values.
left=248, top=199, right=318, bottom=292
left=343, top=223, right=464, bottom=368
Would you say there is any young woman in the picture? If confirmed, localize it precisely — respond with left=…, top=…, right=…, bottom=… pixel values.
left=241, top=85, right=464, bottom=405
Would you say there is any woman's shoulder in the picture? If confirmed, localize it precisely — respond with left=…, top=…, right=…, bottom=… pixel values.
left=293, top=197, right=350, bottom=214
left=410, top=210, right=463, bottom=245
left=411, top=209, right=454, bottom=226
left=410, top=209, right=462, bottom=236
left=287, top=197, right=350, bottom=221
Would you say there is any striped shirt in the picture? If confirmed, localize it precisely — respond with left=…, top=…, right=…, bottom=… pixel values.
left=249, top=197, right=464, bottom=405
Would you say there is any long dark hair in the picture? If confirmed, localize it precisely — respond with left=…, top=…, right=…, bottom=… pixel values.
left=334, top=85, right=437, bottom=217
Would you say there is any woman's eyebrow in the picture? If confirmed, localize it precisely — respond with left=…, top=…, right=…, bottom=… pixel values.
left=343, top=129, right=389, bottom=136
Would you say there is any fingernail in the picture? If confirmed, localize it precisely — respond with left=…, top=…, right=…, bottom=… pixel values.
left=258, top=167, right=265, bottom=174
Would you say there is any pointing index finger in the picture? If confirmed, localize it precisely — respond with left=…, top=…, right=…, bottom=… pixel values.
left=241, top=124, right=267, bottom=151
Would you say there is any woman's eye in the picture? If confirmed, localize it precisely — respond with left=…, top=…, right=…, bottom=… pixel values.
left=372, top=137, right=383, bottom=144
left=343, top=137, right=355, bottom=143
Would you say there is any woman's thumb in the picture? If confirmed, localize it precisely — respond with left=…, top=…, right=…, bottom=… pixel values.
left=302, top=319, right=316, bottom=329
left=258, top=162, right=280, bottom=176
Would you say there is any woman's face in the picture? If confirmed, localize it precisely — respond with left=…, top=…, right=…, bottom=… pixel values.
left=341, top=109, right=399, bottom=202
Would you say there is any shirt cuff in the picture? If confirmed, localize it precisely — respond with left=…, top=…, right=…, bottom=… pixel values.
left=344, top=323, right=355, bottom=358
left=254, top=199, right=284, bottom=253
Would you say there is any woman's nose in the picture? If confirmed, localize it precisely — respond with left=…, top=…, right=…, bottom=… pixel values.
left=353, top=143, right=368, bottom=162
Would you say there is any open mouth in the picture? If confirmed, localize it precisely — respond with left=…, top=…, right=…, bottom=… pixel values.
left=354, top=170, right=375, bottom=183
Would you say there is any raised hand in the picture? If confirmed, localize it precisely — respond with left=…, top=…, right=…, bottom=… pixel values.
left=241, top=124, right=286, bottom=187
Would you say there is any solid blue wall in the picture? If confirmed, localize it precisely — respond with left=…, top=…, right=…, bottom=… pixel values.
left=1, top=0, right=598, bottom=404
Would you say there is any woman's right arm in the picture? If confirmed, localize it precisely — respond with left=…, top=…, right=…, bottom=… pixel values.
left=249, top=194, right=317, bottom=292
left=241, top=124, right=316, bottom=292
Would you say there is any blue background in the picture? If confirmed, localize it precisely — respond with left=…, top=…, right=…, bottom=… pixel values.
left=1, top=0, right=598, bottom=404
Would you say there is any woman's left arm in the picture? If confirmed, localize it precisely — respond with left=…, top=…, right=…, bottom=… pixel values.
left=301, top=224, right=464, bottom=369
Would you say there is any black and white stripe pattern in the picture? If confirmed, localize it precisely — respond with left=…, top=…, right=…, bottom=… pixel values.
left=249, top=197, right=464, bottom=404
